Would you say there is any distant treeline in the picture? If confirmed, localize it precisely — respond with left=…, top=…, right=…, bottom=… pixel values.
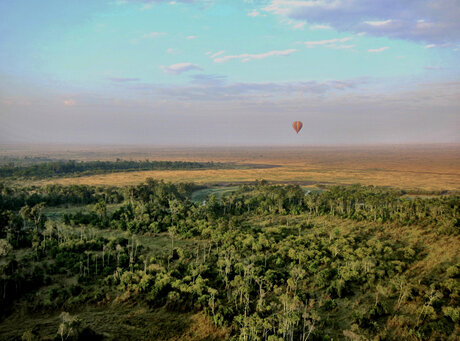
left=0, top=160, right=232, bottom=179
left=0, top=156, right=57, bottom=166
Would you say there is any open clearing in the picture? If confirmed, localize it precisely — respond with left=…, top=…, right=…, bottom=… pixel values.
left=2, top=144, right=459, bottom=190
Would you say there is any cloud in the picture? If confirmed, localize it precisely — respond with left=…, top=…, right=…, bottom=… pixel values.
left=424, top=43, right=454, bottom=49
left=120, top=0, right=196, bottom=3
left=210, top=50, right=225, bottom=58
left=334, top=45, right=355, bottom=49
left=126, top=78, right=357, bottom=101
left=161, top=62, right=202, bottom=75
left=213, top=49, right=297, bottom=63
left=189, top=74, right=227, bottom=86
left=424, top=66, right=444, bottom=70
left=292, top=22, right=306, bottom=29
left=263, top=0, right=460, bottom=44
left=310, top=24, right=332, bottom=30
left=303, top=37, right=352, bottom=49
left=303, top=37, right=351, bottom=47
left=364, top=19, right=393, bottom=27
left=115, top=0, right=197, bottom=10
left=109, top=77, right=141, bottom=82
left=282, top=18, right=306, bottom=30
left=63, top=99, right=76, bottom=106
left=248, top=9, right=260, bottom=17
left=142, top=32, right=166, bottom=38
left=187, top=35, right=197, bottom=39
left=368, top=46, right=389, bottom=53
left=141, top=4, right=154, bottom=10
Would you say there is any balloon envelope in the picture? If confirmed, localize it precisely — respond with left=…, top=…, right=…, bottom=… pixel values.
left=292, top=121, right=303, bottom=134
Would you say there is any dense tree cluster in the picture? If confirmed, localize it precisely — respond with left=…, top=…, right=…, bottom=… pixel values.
left=60, top=181, right=460, bottom=238
left=0, top=159, right=232, bottom=179
left=0, top=183, right=124, bottom=211
left=220, top=182, right=459, bottom=235
left=0, top=180, right=458, bottom=339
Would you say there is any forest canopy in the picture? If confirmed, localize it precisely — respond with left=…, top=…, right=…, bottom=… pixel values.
left=0, top=180, right=459, bottom=339
left=0, top=160, right=237, bottom=179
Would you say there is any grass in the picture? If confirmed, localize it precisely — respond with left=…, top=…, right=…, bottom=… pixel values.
left=8, top=145, right=456, bottom=191
left=42, top=204, right=123, bottom=222
left=191, top=186, right=240, bottom=203
left=33, top=165, right=459, bottom=191
left=0, top=304, right=229, bottom=340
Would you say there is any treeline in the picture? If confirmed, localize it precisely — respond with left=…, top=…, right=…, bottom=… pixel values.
left=61, top=181, right=458, bottom=236
left=0, top=159, right=232, bottom=179
left=0, top=156, right=56, bottom=166
left=0, top=183, right=124, bottom=211
left=219, top=182, right=459, bottom=235
left=0, top=181, right=202, bottom=212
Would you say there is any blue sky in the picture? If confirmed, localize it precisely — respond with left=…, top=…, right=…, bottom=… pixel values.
left=0, top=0, right=459, bottom=145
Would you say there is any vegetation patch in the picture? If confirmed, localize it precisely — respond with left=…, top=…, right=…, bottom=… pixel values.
left=0, top=160, right=243, bottom=180
left=0, top=179, right=459, bottom=339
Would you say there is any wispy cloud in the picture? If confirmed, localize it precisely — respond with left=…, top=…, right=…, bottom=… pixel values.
left=135, top=0, right=193, bottom=11
left=213, top=49, right=297, bottom=63
left=310, top=24, right=332, bottom=30
left=364, top=19, right=393, bottom=27
left=368, top=46, right=389, bottom=53
left=118, top=0, right=196, bottom=5
left=189, top=74, right=227, bottom=86
left=141, top=4, right=154, bottom=10
left=127, top=79, right=357, bottom=101
left=334, top=45, right=355, bottom=49
left=262, top=0, right=460, bottom=44
left=161, top=62, right=202, bottom=74
left=303, top=37, right=352, bottom=49
left=424, top=43, right=454, bottom=49
left=424, top=66, right=444, bottom=70
left=142, top=32, right=166, bottom=38
left=248, top=9, right=260, bottom=17
left=187, top=35, right=197, bottom=40
left=292, top=22, right=306, bottom=30
left=282, top=18, right=306, bottom=30
left=210, top=50, right=225, bottom=58
left=109, top=77, right=141, bottom=83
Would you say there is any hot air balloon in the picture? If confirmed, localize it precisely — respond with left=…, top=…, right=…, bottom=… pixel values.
left=292, top=121, right=303, bottom=134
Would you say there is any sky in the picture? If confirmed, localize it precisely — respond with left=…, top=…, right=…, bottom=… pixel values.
left=0, top=0, right=459, bottom=146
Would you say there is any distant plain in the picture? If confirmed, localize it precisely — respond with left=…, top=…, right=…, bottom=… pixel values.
left=1, top=144, right=459, bottom=191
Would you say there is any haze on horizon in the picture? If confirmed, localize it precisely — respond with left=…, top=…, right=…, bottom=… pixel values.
left=1, top=0, right=459, bottom=146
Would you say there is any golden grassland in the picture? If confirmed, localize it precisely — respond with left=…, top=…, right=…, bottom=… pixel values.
left=0, top=304, right=229, bottom=340
left=2, top=144, right=459, bottom=190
